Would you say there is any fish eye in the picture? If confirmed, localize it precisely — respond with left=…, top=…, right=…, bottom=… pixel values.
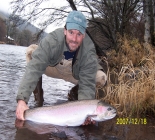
left=107, top=107, right=112, bottom=111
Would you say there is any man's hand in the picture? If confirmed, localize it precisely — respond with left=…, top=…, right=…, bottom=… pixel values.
left=82, top=117, right=95, bottom=125
left=16, top=100, right=29, bottom=120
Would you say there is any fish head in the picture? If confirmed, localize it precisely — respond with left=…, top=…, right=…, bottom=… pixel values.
left=91, top=100, right=117, bottom=122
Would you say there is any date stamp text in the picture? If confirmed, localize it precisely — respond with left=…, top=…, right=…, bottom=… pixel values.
left=116, top=118, right=147, bottom=125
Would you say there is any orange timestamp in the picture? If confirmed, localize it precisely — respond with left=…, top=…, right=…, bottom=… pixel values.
left=116, top=118, right=147, bottom=125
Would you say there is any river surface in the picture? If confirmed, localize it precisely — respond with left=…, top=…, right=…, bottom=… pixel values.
left=0, top=44, right=155, bottom=140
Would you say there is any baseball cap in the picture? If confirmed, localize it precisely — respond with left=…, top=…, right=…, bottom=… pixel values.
left=66, top=11, right=87, bottom=34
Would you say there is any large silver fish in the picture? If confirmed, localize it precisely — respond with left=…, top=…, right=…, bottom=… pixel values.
left=24, top=100, right=116, bottom=126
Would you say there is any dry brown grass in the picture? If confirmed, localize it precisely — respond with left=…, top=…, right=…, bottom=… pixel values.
left=107, top=35, right=144, bottom=72
left=102, top=36, right=155, bottom=117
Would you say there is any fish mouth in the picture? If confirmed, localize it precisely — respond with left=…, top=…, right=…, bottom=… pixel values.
left=97, top=110, right=117, bottom=121
left=104, top=113, right=116, bottom=120
left=106, top=110, right=117, bottom=119
left=111, top=110, right=117, bottom=117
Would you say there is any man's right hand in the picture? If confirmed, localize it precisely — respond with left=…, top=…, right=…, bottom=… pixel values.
left=16, top=100, right=29, bottom=120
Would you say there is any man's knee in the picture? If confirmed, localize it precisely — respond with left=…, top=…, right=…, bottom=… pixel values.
left=96, top=70, right=107, bottom=87
left=26, top=44, right=38, bottom=63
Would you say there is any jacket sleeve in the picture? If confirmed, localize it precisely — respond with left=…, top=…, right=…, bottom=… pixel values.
left=16, top=34, right=56, bottom=103
left=78, top=38, right=98, bottom=100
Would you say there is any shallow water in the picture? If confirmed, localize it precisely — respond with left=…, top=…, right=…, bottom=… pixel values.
left=0, top=44, right=155, bottom=140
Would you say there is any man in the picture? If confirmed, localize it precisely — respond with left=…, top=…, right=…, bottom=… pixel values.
left=16, top=11, right=107, bottom=121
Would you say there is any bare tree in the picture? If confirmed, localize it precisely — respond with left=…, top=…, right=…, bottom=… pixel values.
left=143, top=0, right=151, bottom=44
left=0, top=17, right=6, bottom=42
left=152, top=0, right=155, bottom=45
left=150, top=0, right=155, bottom=45
left=15, top=29, right=33, bottom=46
left=11, top=0, right=71, bottom=29
left=84, top=0, right=142, bottom=51
left=5, top=14, right=23, bottom=45
left=143, top=0, right=155, bottom=45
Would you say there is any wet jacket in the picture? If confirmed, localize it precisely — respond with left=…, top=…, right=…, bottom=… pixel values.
left=16, top=28, right=99, bottom=103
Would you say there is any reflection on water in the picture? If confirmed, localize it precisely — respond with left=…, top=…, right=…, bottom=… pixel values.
left=0, top=44, right=155, bottom=140
left=15, top=119, right=104, bottom=140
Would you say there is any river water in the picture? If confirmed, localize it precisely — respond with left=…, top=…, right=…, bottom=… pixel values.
left=0, top=44, right=155, bottom=140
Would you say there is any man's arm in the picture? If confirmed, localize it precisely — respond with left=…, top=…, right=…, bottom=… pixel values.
left=16, top=42, right=50, bottom=120
left=78, top=49, right=98, bottom=100
left=16, top=34, right=56, bottom=120
left=76, top=33, right=98, bottom=100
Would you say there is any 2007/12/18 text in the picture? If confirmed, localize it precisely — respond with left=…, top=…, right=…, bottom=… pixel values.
left=116, top=118, right=147, bottom=125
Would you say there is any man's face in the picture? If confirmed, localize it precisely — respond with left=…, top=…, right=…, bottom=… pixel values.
left=64, top=29, right=85, bottom=52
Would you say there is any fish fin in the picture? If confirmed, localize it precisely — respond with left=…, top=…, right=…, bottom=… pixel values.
left=87, top=115, right=98, bottom=121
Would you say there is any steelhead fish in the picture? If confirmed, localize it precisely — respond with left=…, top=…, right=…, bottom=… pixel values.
left=24, top=100, right=116, bottom=126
